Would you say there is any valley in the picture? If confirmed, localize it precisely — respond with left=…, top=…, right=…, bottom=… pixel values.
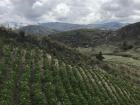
left=48, top=22, right=140, bottom=85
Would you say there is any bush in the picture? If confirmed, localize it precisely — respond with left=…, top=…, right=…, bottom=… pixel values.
left=121, top=41, right=133, bottom=51
left=96, top=52, right=104, bottom=61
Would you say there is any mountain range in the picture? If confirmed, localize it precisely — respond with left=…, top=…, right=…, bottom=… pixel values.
left=19, top=22, right=126, bottom=35
left=48, top=22, right=140, bottom=60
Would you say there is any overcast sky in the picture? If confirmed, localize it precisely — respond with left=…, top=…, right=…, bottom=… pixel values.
left=1, top=0, right=140, bottom=24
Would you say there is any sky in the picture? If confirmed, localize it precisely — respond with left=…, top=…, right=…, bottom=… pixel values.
left=0, top=0, right=140, bottom=24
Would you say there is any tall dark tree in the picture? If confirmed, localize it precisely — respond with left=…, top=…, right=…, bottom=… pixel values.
left=19, top=31, right=25, bottom=38
left=17, top=31, right=26, bottom=42
left=96, top=51, right=104, bottom=61
left=121, top=41, right=133, bottom=51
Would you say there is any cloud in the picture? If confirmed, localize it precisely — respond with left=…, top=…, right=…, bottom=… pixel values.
left=53, top=3, right=70, bottom=17
left=0, top=0, right=140, bottom=24
left=0, top=0, right=12, bottom=14
left=100, top=0, right=140, bottom=23
left=32, top=1, right=43, bottom=9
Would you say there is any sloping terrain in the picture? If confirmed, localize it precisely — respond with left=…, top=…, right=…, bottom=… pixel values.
left=49, top=29, right=113, bottom=47
left=19, top=25, right=58, bottom=36
left=48, top=22, right=140, bottom=61
left=40, top=22, right=85, bottom=31
left=48, top=22, right=140, bottom=85
left=48, top=22, right=140, bottom=48
left=0, top=27, right=140, bottom=105
left=87, top=22, right=126, bottom=30
left=40, top=22, right=126, bottom=31
left=110, top=22, right=140, bottom=46
left=19, top=22, right=126, bottom=36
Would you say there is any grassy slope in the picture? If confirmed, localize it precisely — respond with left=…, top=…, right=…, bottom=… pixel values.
left=49, top=29, right=113, bottom=47
left=48, top=27, right=140, bottom=84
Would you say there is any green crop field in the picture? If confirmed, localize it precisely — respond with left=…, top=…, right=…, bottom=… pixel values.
left=0, top=44, right=140, bottom=105
left=0, top=27, right=139, bottom=105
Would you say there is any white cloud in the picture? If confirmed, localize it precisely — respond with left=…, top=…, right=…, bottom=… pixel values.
left=0, top=0, right=140, bottom=24
left=134, top=0, right=140, bottom=4
left=53, top=3, right=70, bottom=17
left=32, top=1, right=43, bottom=9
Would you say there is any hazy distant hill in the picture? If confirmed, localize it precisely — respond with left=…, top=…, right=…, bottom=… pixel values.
left=19, top=25, right=58, bottom=35
left=40, top=22, right=85, bottom=31
left=40, top=22, right=125, bottom=31
left=19, top=22, right=126, bottom=36
left=87, top=22, right=126, bottom=30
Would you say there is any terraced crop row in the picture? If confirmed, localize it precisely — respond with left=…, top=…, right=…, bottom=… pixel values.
left=106, top=62, right=140, bottom=84
left=0, top=45, right=139, bottom=105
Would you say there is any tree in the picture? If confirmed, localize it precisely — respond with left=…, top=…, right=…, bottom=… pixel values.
left=17, top=31, right=26, bottom=42
left=121, top=41, right=133, bottom=51
left=96, top=51, right=104, bottom=61
left=20, top=31, right=25, bottom=38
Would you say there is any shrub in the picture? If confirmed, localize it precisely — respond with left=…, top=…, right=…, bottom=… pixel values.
left=96, top=52, right=105, bottom=61
left=121, top=41, right=133, bottom=51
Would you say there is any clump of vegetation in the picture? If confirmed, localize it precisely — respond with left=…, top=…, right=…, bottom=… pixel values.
left=121, top=41, right=133, bottom=51
left=17, top=31, right=26, bottom=42
left=96, top=51, right=105, bottom=61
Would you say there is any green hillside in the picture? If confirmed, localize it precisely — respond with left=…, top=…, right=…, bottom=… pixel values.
left=47, top=24, right=140, bottom=86
left=49, top=29, right=113, bottom=48
left=0, top=27, right=140, bottom=105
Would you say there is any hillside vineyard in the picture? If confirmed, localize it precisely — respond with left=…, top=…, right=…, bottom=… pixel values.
left=0, top=44, right=140, bottom=105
